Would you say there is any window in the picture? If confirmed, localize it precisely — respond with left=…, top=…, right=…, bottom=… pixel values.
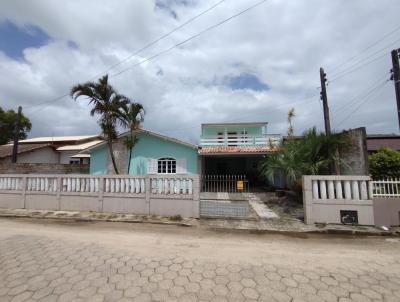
left=157, top=157, right=176, bottom=174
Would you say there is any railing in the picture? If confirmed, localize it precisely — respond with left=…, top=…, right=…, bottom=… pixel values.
left=372, top=178, right=400, bottom=198
left=0, top=174, right=194, bottom=196
left=201, top=175, right=249, bottom=193
left=308, top=176, right=372, bottom=201
left=200, top=134, right=281, bottom=147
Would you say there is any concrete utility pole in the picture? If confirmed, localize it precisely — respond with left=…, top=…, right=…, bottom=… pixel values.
left=320, top=67, right=332, bottom=135
left=11, top=106, right=22, bottom=163
left=391, top=49, right=400, bottom=132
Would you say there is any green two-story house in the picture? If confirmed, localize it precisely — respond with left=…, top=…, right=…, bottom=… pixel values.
left=199, top=122, right=281, bottom=186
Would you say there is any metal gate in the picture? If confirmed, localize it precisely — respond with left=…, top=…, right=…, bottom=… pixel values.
left=201, top=175, right=249, bottom=193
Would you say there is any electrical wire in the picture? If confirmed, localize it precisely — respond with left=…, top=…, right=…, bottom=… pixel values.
left=335, top=79, right=390, bottom=127
left=328, top=24, right=400, bottom=74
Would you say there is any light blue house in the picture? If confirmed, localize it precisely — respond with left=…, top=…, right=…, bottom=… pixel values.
left=87, top=129, right=198, bottom=175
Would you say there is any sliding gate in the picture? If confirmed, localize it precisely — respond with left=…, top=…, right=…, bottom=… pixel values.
left=201, top=175, right=249, bottom=193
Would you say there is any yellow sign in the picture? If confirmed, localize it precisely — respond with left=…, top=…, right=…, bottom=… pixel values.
left=237, top=180, right=244, bottom=191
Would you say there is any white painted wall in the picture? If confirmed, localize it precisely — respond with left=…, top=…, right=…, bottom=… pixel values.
left=59, top=151, right=76, bottom=164
left=17, top=148, right=59, bottom=164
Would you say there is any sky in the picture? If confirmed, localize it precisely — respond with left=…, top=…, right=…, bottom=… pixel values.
left=0, top=0, right=399, bottom=144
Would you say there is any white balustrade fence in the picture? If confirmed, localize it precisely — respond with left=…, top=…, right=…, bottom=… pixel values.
left=311, top=177, right=372, bottom=201
left=0, top=174, right=200, bottom=217
left=371, top=178, right=400, bottom=198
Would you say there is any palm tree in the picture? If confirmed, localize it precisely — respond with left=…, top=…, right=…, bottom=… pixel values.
left=70, top=75, right=129, bottom=174
left=260, top=128, right=349, bottom=188
left=119, top=102, right=145, bottom=174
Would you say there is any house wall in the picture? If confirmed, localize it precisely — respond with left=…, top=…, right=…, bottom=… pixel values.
left=90, top=147, right=108, bottom=174
left=90, top=133, right=198, bottom=175
left=202, top=126, right=263, bottom=137
left=10, top=147, right=59, bottom=164
left=0, top=163, right=88, bottom=174
left=59, top=151, right=78, bottom=164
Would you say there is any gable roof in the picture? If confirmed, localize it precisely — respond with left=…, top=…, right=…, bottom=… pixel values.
left=0, top=143, right=52, bottom=159
left=82, top=129, right=197, bottom=153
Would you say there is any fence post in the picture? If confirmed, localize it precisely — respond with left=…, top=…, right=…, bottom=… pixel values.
left=302, top=176, right=314, bottom=224
left=98, top=177, right=104, bottom=212
left=56, top=177, right=62, bottom=211
left=22, top=176, right=27, bottom=209
left=145, top=176, right=150, bottom=215
left=192, top=175, right=200, bottom=218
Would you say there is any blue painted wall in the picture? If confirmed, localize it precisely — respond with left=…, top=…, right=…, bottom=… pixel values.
left=89, top=132, right=198, bottom=175
left=89, top=146, right=108, bottom=174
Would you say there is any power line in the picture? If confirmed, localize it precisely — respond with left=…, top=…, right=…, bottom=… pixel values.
left=328, top=24, right=400, bottom=74
left=328, top=52, right=389, bottom=84
left=335, top=79, right=390, bottom=127
left=23, top=0, right=228, bottom=112
left=331, top=72, right=391, bottom=116
left=25, top=0, right=269, bottom=116
left=111, top=0, right=269, bottom=77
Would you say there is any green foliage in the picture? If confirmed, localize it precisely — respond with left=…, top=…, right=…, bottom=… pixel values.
left=0, top=106, right=32, bottom=145
left=260, top=127, right=349, bottom=186
left=70, top=75, right=130, bottom=174
left=369, top=147, right=400, bottom=179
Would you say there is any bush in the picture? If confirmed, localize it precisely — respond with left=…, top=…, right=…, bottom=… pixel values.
left=369, top=147, right=400, bottom=179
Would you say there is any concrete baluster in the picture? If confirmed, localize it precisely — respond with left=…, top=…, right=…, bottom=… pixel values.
left=352, top=180, right=360, bottom=200
left=140, top=179, right=145, bottom=193
left=95, top=178, right=99, bottom=192
left=360, top=181, right=368, bottom=200
left=188, top=179, right=193, bottom=195
left=344, top=181, right=351, bottom=200
left=67, top=178, right=71, bottom=192
left=335, top=180, right=343, bottom=199
left=327, top=180, right=335, bottom=199
left=320, top=180, right=327, bottom=199
left=312, top=180, right=319, bottom=199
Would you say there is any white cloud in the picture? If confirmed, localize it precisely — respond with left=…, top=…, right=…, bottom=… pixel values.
left=0, top=0, right=399, bottom=144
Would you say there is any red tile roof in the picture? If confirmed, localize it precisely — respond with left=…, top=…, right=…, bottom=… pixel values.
left=199, top=146, right=277, bottom=154
left=0, top=143, right=52, bottom=159
left=367, top=137, right=400, bottom=151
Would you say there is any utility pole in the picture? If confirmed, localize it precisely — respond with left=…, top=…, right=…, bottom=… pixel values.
left=320, top=68, right=340, bottom=174
left=390, top=49, right=400, bottom=131
left=320, top=67, right=332, bottom=135
left=11, top=106, right=22, bottom=163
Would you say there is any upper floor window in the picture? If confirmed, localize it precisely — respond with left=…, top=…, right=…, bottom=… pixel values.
left=157, top=157, right=176, bottom=174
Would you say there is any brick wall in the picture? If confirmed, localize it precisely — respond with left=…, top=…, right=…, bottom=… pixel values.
left=0, top=163, right=89, bottom=174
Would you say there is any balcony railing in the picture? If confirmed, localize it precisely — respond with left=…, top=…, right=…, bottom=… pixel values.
left=200, top=134, right=281, bottom=147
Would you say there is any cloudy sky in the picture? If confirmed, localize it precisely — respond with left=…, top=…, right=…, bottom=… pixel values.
left=0, top=0, right=399, bottom=143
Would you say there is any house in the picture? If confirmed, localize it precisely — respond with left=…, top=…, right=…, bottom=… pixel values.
left=86, top=129, right=198, bottom=175
left=0, top=135, right=102, bottom=164
left=86, top=123, right=281, bottom=193
left=366, top=134, right=400, bottom=154
left=198, top=122, right=280, bottom=184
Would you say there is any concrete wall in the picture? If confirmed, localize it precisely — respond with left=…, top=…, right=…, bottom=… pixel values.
left=303, top=175, right=374, bottom=225
left=0, top=174, right=200, bottom=218
left=0, top=147, right=59, bottom=164
left=340, top=127, right=369, bottom=175
left=0, top=163, right=89, bottom=174
left=373, top=197, right=400, bottom=226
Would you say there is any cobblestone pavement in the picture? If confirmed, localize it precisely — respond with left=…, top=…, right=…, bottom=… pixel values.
left=0, top=219, right=400, bottom=301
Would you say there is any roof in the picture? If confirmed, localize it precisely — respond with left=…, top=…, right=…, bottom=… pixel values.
left=0, top=143, right=52, bottom=159
left=367, top=136, right=400, bottom=151
left=198, top=146, right=276, bottom=155
left=202, top=122, right=268, bottom=128
left=56, top=140, right=104, bottom=151
left=19, top=135, right=99, bottom=144
left=71, top=154, right=91, bottom=158
left=367, top=134, right=400, bottom=139
left=82, top=129, right=197, bottom=153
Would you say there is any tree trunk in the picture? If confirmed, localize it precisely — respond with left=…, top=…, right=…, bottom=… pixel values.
left=108, top=139, right=119, bottom=174
left=127, top=133, right=133, bottom=174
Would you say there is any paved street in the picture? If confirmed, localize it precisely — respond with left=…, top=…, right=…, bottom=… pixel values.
left=0, top=218, right=400, bottom=302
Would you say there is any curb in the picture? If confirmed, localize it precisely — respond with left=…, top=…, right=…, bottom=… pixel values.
left=0, top=214, right=193, bottom=227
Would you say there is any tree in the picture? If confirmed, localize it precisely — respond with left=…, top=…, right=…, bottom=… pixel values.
left=70, top=75, right=129, bottom=174
left=0, top=106, right=32, bottom=145
left=369, top=147, right=400, bottom=179
left=260, top=128, right=348, bottom=188
left=119, top=102, right=145, bottom=174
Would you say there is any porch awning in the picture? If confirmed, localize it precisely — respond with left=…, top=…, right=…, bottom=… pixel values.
left=198, top=146, right=277, bottom=155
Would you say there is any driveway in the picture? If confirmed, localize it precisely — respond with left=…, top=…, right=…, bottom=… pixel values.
left=0, top=218, right=399, bottom=302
